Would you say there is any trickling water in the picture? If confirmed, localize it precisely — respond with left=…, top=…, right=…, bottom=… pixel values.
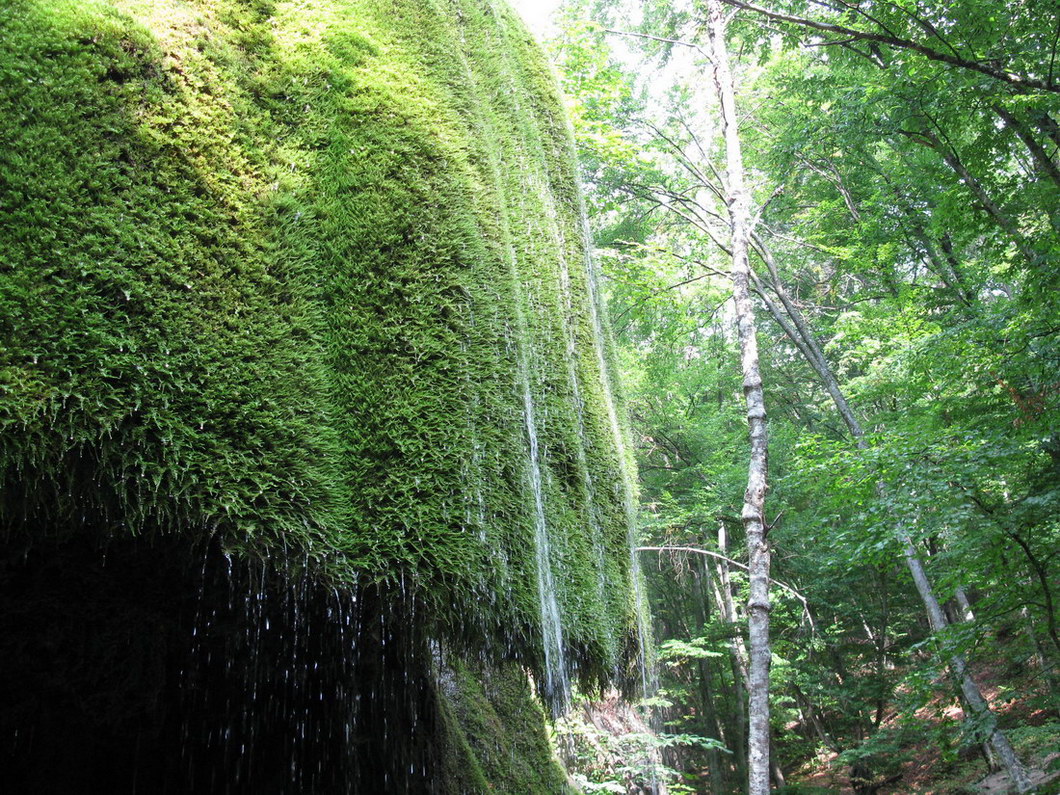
left=506, top=236, right=571, bottom=712
left=577, top=211, right=653, bottom=660
left=0, top=533, right=457, bottom=794
left=576, top=196, right=662, bottom=793
left=549, top=183, right=614, bottom=613
left=520, top=373, right=570, bottom=713
left=532, top=150, right=662, bottom=783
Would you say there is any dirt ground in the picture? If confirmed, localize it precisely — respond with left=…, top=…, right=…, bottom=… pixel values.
left=975, top=753, right=1059, bottom=794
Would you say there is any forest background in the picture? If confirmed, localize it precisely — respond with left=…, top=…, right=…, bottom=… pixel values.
left=518, top=0, right=1060, bottom=792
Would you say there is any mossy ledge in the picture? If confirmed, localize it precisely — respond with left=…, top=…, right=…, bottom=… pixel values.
left=0, top=0, right=641, bottom=789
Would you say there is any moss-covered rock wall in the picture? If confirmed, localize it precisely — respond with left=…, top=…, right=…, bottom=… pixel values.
left=0, top=0, right=641, bottom=784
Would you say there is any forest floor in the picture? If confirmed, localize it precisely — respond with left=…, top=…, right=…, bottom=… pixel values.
left=790, top=662, right=1060, bottom=794
left=794, top=740, right=1058, bottom=795
left=978, top=756, right=1060, bottom=795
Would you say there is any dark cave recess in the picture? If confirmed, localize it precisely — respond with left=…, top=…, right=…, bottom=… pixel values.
left=0, top=534, right=444, bottom=794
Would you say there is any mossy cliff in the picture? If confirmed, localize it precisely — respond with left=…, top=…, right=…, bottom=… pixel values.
left=0, top=0, right=641, bottom=790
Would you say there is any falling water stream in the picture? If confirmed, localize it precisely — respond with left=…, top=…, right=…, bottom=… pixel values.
left=577, top=209, right=656, bottom=688
left=0, top=533, right=442, bottom=794
left=508, top=241, right=572, bottom=715
left=551, top=180, right=621, bottom=616
left=577, top=199, right=663, bottom=793
left=521, top=376, right=572, bottom=713
left=449, top=8, right=577, bottom=714
left=454, top=0, right=652, bottom=729
left=532, top=149, right=663, bottom=785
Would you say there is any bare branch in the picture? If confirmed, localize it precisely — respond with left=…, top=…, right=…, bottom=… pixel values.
left=603, top=27, right=713, bottom=62
left=637, top=546, right=809, bottom=607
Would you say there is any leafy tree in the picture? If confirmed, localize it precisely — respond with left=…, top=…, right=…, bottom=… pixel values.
left=549, top=0, right=1060, bottom=790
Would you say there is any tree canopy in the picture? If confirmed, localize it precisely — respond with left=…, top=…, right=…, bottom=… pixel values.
left=546, top=0, right=1060, bottom=790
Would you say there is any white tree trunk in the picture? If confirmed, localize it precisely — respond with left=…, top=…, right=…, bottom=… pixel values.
left=707, top=3, right=772, bottom=792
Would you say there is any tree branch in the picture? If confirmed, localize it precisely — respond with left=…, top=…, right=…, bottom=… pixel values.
left=603, top=27, right=713, bottom=62
left=717, top=0, right=1059, bottom=94
left=637, top=546, right=809, bottom=607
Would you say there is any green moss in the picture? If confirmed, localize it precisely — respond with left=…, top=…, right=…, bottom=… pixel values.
left=0, top=0, right=640, bottom=692
left=437, top=655, right=577, bottom=794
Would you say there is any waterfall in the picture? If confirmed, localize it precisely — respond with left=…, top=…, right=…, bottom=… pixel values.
left=550, top=183, right=615, bottom=618
left=507, top=243, right=571, bottom=715
left=576, top=206, right=655, bottom=692
left=521, top=373, right=571, bottom=714
left=1, top=0, right=663, bottom=789
left=576, top=199, right=662, bottom=793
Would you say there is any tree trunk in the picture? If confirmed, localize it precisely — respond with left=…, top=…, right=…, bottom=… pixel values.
left=1021, top=606, right=1060, bottom=720
left=869, top=158, right=977, bottom=304
left=791, top=682, right=839, bottom=752
left=994, top=105, right=1060, bottom=191
left=707, top=4, right=772, bottom=792
left=713, top=524, right=750, bottom=789
left=1004, top=528, right=1060, bottom=660
left=769, top=738, right=786, bottom=790
left=993, top=104, right=1060, bottom=232
left=692, top=555, right=728, bottom=791
left=955, top=585, right=976, bottom=622
left=747, top=237, right=1037, bottom=793
left=903, top=541, right=1034, bottom=791
left=700, top=659, right=729, bottom=790
left=1032, top=111, right=1060, bottom=151
left=901, top=216, right=975, bottom=304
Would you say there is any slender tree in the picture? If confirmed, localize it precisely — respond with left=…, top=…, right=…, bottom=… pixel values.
left=706, top=2, right=772, bottom=791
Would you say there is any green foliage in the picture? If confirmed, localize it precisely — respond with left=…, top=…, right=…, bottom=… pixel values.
left=1008, top=721, right=1060, bottom=759
left=658, top=637, right=725, bottom=664
left=656, top=732, right=730, bottom=753
left=552, top=696, right=695, bottom=794
left=549, top=0, right=1060, bottom=787
left=438, top=656, right=576, bottom=794
left=0, top=0, right=642, bottom=692
left=834, top=726, right=910, bottom=778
